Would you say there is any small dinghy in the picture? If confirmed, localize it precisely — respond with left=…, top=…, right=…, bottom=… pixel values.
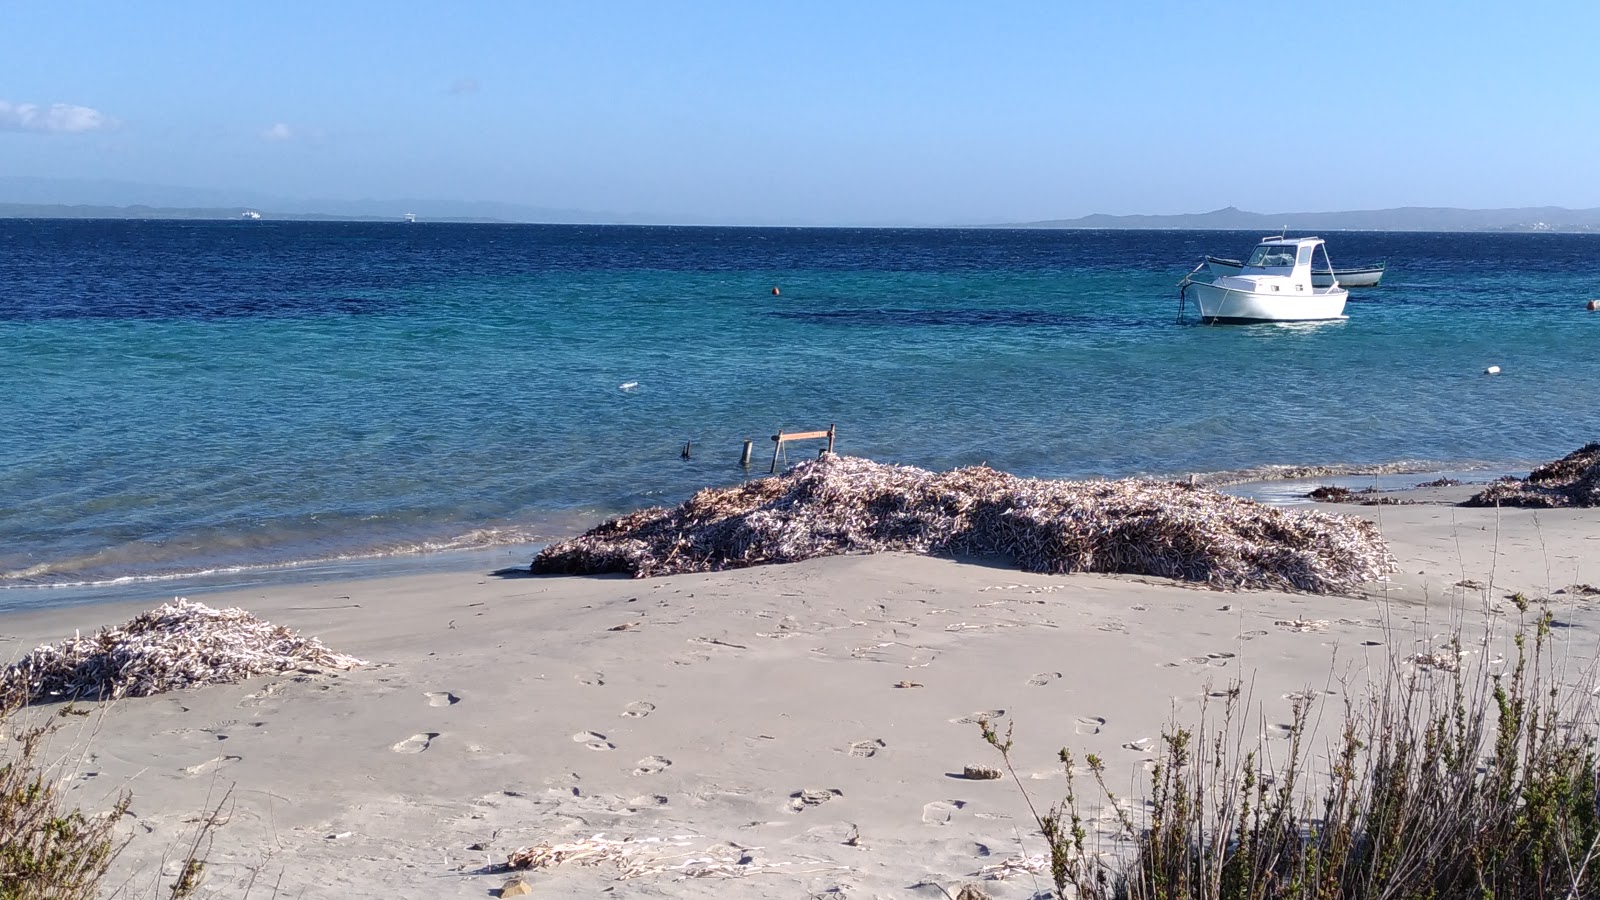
left=1179, top=237, right=1349, bottom=323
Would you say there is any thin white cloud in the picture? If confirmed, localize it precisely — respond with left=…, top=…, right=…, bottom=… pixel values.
left=260, top=122, right=295, bottom=141
left=0, top=100, right=116, bottom=133
left=448, top=77, right=480, bottom=96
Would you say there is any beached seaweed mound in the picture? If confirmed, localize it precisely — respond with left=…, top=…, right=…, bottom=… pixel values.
left=1, top=599, right=366, bottom=707
left=533, top=455, right=1392, bottom=594
left=1464, top=443, right=1600, bottom=508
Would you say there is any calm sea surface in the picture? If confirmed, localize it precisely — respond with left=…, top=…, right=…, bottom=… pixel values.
left=3, top=221, right=1596, bottom=608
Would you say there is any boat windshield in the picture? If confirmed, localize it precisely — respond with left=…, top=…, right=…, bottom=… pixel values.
left=1245, top=245, right=1299, bottom=267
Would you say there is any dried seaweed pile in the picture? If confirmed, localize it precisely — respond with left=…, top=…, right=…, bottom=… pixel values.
left=1, top=599, right=366, bottom=707
left=505, top=834, right=845, bottom=880
left=1465, top=443, right=1600, bottom=508
left=533, top=455, right=1391, bottom=594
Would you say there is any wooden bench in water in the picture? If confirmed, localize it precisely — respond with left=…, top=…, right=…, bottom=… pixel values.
left=770, top=425, right=836, bottom=472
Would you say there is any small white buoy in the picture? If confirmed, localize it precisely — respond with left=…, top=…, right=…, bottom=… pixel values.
left=1484, top=366, right=1501, bottom=376
left=619, top=381, right=639, bottom=392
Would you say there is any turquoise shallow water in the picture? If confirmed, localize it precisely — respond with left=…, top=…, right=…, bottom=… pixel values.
left=2, top=221, right=1596, bottom=608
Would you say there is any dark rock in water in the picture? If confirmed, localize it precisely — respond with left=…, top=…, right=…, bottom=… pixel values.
left=1416, top=477, right=1462, bottom=488
left=1308, top=486, right=1357, bottom=502
left=1464, top=443, right=1600, bottom=508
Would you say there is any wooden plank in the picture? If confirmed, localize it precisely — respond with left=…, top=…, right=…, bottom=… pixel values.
left=774, top=429, right=831, bottom=442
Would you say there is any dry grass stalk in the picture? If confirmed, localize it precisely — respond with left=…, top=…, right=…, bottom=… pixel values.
left=1, top=599, right=365, bottom=707
left=1465, top=442, right=1600, bottom=508
left=533, top=455, right=1391, bottom=594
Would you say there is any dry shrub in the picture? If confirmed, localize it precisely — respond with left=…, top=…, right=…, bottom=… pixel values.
left=1466, top=443, right=1600, bottom=508
left=1, top=599, right=365, bottom=707
left=534, top=455, right=1390, bottom=594
left=984, top=611, right=1600, bottom=900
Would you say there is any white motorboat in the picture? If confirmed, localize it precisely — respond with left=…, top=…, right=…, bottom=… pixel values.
left=1205, top=253, right=1385, bottom=287
left=1179, top=237, right=1349, bottom=323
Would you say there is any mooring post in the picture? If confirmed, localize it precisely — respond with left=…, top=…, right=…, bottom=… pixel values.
left=739, top=439, right=753, bottom=468
left=770, top=430, right=784, bottom=473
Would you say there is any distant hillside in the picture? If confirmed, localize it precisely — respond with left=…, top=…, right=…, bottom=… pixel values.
left=1008, top=206, right=1600, bottom=233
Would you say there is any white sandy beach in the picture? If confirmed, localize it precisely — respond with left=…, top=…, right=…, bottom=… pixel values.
left=3, top=494, right=1598, bottom=899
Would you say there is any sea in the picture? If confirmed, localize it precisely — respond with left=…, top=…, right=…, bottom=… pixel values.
left=3, top=220, right=1596, bottom=610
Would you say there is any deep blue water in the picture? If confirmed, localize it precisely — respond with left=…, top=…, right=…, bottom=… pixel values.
left=2, top=220, right=1597, bottom=607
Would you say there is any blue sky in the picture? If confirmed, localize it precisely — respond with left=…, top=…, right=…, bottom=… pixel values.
left=3, top=0, right=1597, bottom=224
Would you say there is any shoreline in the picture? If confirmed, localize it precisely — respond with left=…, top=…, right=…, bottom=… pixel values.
left=0, top=456, right=1537, bottom=615
left=2, top=495, right=1596, bottom=898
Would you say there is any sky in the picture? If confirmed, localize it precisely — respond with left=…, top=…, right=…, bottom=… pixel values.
left=3, top=0, right=1598, bottom=225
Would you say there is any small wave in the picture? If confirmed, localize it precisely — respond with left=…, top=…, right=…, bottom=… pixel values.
left=0, top=526, right=554, bottom=591
left=1177, top=458, right=1522, bottom=488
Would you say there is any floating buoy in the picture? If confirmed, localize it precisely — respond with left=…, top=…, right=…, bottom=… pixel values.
left=1484, top=365, right=1501, bottom=375
left=1588, top=299, right=1598, bottom=311
left=771, top=286, right=780, bottom=296
left=619, top=381, right=639, bottom=392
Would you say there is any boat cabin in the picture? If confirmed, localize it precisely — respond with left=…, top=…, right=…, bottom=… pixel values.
left=1232, top=237, right=1338, bottom=292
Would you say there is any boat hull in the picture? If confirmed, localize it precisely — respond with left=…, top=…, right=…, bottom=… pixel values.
left=1317, top=265, right=1384, bottom=288
left=1184, top=280, right=1348, bottom=323
left=1205, top=256, right=1384, bottom=288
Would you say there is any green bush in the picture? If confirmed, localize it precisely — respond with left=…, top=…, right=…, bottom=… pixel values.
left=1, top=712, right=129, bottom=900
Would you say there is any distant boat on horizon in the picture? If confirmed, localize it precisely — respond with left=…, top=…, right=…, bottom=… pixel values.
left=241, top=209, right=262, bottom=220
left=403, top=212, right=417, bottom=224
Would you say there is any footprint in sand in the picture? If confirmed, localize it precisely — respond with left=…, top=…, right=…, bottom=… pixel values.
left=425, top=691, right=460, bottom=707
left=1122, top=738, right=1154, bottom=753
left=572, top=731, right=615, bottom=751
left=632, top=755, right=672, bottom=776
left=922, top=799, right=966, bottom=825
left=1239, top=630, right=1269, bottom=641
left=1360, top=640, right=1383, bottom=647
left=1026, top=672, right=1062, bottom=687
left=1206, top=652, right=1236, bottom=667
left=1075, top=716, right=1105, bottom=735
left=1264, top=723, right=1295, bottom=740
left=392, top=732, right=439, bottom=754
left=182, top=755, right=242, bottom=776
left=577, top=672, right=605, bottom=686
left=622, top=701, right=656, bottom=718
left=847, top=739, right=886, bottom=759
left=787, top=788, right=842, bottom=812
left=949, top=709, right=1006, bottom=726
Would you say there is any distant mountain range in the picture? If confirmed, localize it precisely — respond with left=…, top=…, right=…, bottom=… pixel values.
left=1005, top=205, right=1600, bottom=233
left=4, top=177, right=1600, bottom=231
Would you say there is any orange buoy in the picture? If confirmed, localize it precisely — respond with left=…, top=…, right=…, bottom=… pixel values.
left=772, top=286, right=781, bottom=296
